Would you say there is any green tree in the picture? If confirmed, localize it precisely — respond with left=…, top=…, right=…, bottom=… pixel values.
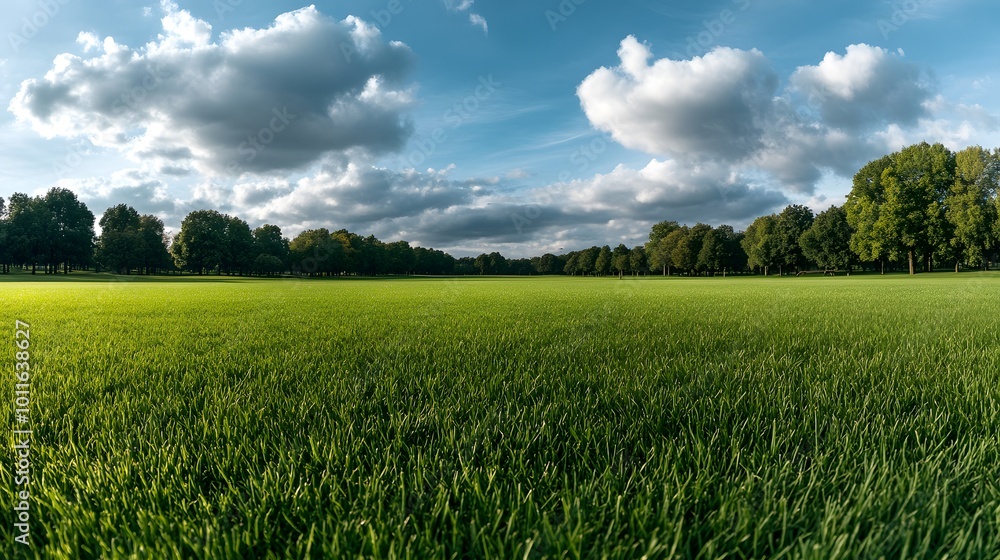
left=44, top=188, right=95, bottom=273
left=645, top=221, right=680, bottom=275
left=628, top=245, right=646, bottom=276
left=611, top=244, right=630, bottom=277
left=595, top=245, right=612, bottom=276
left=563, top=252, right=580, bottom=276
left=799, top=206, right=854, bottom=272
left=742, top=214, right=778, bottom=275
left=659, top=228, right=688, bottom=276
left=845, top=155, right=894, bottom=273
left=253, top=254, right=285, bottom=276
left=488, top=252, right=507, bottom=275
left=698, top=225, right=741, bottom=275
left=223, top=216, right=254, bottom=275
left=774, top=205, right=814, bottom=274
left=252, top=225, right=290, bottom=273
left=386, top=241, right=416, bottom=275
left=577, top=247, right=598, bottom=276
left=138, top=215, right=173, bottom=275
left=7, top=193, right=51, bottom=274
left=290, top=229, right=346, bottom=276
left=172, top=210, right=229, bottom=274
left=674, top=224, right=712, bottom=275
left=97, top=204, right=142, bottom=274
left=877, top=142, right=955, bottom=274
left=946, top=146, right=997, bottom=271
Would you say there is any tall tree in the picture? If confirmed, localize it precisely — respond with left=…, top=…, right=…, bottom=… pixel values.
left=799, top=206, right=854, bottom=272
left=628, top=245, right=646, bottom=276
left=97, top=205, right=142, bottom=274
left=138, top=215, right=173, bottom=274
left=877, top=142, right=954, bottom=274
left=845, top=155, right=894, bottom=273
left=659, top=227, right=689, bottom=276
left=252, top=224, right=290, bottom=273
left=595, top=245, right=612, bottom=276
left=7, top=193, right=51, bottom=274
left=611, top=244, right=630, bottom=278
left=577, top=247, right=598, bottom=276
left=386, top=241, right=416, bottom=275
left=675, top=224, right=712, bottom=275
left=946, top=146, right=997, bottom=271
left=488, top=252, right=508, bottom=275
left=563, top=252, right=580, bottom=276
left=289, top=229, right=346, bottom=276
left=645, top=220, right=680, bottom=275
left=171, top=210, right=229, bottom=274
left=223, top=216, right=255, bottom=275
left=742, top=215, right=778, bottom=275
left=698, top=225, right=741, bottom=276
left=44, top=188, right=95, bottom=273
left=774, top=205, right=814, bottom=274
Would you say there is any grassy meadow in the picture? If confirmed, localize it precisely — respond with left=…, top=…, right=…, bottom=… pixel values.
left=3, top=273, right=1000, bottom=558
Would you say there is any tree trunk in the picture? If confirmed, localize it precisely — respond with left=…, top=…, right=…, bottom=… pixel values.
left=908, top=250, right=915, bottom=275
left=956, top=261, right=960, bottom=273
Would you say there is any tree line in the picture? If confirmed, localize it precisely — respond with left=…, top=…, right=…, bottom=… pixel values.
left=0, top=142, right=996, bottom=277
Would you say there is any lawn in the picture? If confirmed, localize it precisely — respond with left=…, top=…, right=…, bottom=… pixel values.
left=3, top=273, right=1000, bottom=558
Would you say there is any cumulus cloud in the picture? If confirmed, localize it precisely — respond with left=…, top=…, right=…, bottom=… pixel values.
left=577, top=38, right=967, bottom=194
left=790, top=44, right=931, bottom=132
left=9, top=4, right=416, bottom=176
left=76, top=32, right=101, bottom=53
left=578, top=37, right=779, bottom=161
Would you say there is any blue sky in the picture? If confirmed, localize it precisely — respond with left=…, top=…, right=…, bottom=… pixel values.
left=1, top=0, right=998, bottom=256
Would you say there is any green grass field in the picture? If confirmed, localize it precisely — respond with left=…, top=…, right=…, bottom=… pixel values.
left=4, top=273, right=1000, bottom=558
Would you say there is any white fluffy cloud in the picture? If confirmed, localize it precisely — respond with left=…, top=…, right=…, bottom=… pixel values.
left=576, top=38, right=976, bottom=195
left=790, top=44, right=931, bottom=131
left=9, top=4, right=416, bottom=177
left=579, top=37, right=778, bottom=161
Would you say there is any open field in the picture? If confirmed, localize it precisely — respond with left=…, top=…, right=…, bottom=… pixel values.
left=4, top=274, right=1000, bottom=558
